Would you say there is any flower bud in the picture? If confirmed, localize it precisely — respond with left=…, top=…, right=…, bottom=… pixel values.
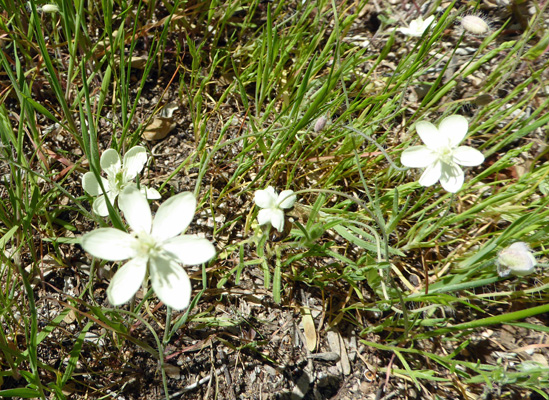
left=497, top=242, right=537, bottom=277
left=461, top=15, right=490, bottom=35
left=42, top=4, right=60, bottom=13
left=314, top=116, right=328, bottom=133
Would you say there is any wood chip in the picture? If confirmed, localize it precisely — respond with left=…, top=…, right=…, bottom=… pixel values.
left=142, top=103, right=179, bottom=141
left=63, top=309, right=77, bottom=324
left=326, top=329, right=351, bottom=375
left=164, top=364, right=181, bottom=379
left=301, top=307, right=317, bottom=352
left=142, top=117, right=176, bottom=141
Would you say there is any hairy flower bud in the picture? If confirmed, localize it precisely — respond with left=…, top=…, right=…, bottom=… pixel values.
left=314, top=116, right=328, bottom=133
left=497, top=242, right=537, bottom=277
left=461, top=15, right=490, bottom=35
left=42, top=4, right=60, bottom=13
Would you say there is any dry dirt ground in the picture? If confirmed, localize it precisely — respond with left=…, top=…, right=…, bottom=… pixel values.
left=2, top=0, right=549, bottom=399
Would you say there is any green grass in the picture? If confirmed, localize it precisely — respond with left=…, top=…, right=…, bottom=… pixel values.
left=0, top=0, right=548, bottom=398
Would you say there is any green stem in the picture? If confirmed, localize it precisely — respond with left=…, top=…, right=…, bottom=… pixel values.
left=106, top=308, right=170, bottom=399
left=163, top=307, right=172, bottom=346
left=413, top=303, right=549, bottom=341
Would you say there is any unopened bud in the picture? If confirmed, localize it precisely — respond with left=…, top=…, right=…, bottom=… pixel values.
left=461, top=15, right=490, bottom=35
left=314, top=116, right=328, bottom=132
left=497, top=242, right=537, bottom=277
left=42, top=4, right=60, bottom=13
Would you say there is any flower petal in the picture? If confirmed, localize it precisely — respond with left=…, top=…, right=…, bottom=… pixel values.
left=81, top=228, right=138, bottom=260
left=123, top=146, right=148, bottom=181
left=439, top=115, right=468, bottom=147
left=424, top=15, right=435, bottom=26
left=92, top=192, right=117, bottom=217
left=119, top=186, right=152, bottom=233
left=254, top=187, right=277, bottom=209
left=415, top=121, right=445, bottom=150
left=107, top=257, right=147, bottom=306
left=398, top=16, right=434, bottom=37
left=92, top=195, right=108, bottom=217
left=82, top=172, right=108, bottom=196
left=140, top=186, right=162, bottom=200
left=163, top=236, right=216, bottom=265
left=509, top=242, right=535, bottom=258
left=401, top=146, right=438, bottom=168
left=397, top=27, right=414, bottom=36
left=100, top=149, right=121, bottom=177
left=409, top=19, right=419, bottom=31
left=439, top=163, right=464, bottom=193
left=453, top=146, right=484, bottom=166
left=257, top=209, right=274, bottom=226
left=152, top=191, right=196, bottom=241
left=418, top=160, right=442, bottom=187
left=278, top=190, right=296, bottom=209
left=269, top=209, right=285, bottom=232
left=150, top=255, right=192, bottom=310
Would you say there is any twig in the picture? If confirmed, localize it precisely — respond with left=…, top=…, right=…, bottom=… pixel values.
left=218, top=349, right=236, bottom=400
left=383, top=353, right=396, bottom=392
left=157, top=368, right=225, bottom=399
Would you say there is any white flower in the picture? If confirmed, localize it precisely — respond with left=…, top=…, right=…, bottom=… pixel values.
left=397, top=15, right=435, bottom=37
left=254, top=186, right=296, bottom=232
left=497, top=242, right=537, bottom=277
left=400, top=115, right=485, bottom=193
left=82, top=146, right=161, bottom=216
left=81, top=186, right=215, bottom=310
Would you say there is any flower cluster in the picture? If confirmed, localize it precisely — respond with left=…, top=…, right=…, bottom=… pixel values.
left=78, top=110, right=499, bottom=313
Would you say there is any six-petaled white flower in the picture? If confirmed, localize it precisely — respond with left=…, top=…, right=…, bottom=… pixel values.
left=400, top=115, right=485, bottom=193
left=254, top=186, right=296, bottom=232
left=81, top=186, right=216, bottom=310
left=497, top=242, right=537, bottom=277
left=82, top=146, right=161, bottom=216
left=397, top=15, right=435, bottom=37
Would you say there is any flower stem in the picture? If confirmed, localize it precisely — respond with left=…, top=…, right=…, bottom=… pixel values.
left=163, top=306, right=172, bottom=346
left=344, top=125, right=408, bottom=172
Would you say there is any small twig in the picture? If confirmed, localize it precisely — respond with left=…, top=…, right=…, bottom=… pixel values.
left=158, top=368, right=224, bottom=399
left=383, top=353, right=396, bottom=392
left=344, top=125, right=408, bottom=172
left=376, top=388, right=400, bottom=400
left=218, top=349, right=236, bottom=400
